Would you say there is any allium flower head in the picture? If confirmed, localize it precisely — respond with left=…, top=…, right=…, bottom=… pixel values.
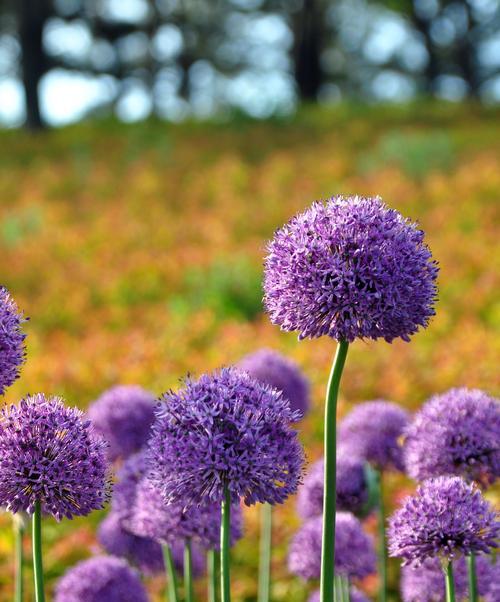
left=111, top=451, right=147, bottom=519
left=401, top=555, right=499, bottom=602
left=388, top=476, right=499, bottom=566
left=404, top=388, right=500, bottom=486
left=309, top=587, right=370, bottom=602
left=0, top=394, right=110, bottom=520
left=339, top=400, right=410, bottom=471
left=0, top=287, right=27, bottom=395
left=237, top=348, right=310, bottom=417
left=148, top=367, right=305, bottom=506
left=297, top=452, right=370, bottom=519
left=97, top=512, right=164, bottom=575
left=288, top=513, right=376, bottom=580
left=127, top=477, right=243, bottom=550
left=54, top=556, right=149, bottom=602
left=264, top=195, right=438, bottom=343
left=87, top=385, right=156, bottom=461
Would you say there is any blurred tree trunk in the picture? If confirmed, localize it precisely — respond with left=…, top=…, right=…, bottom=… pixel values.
left=411, top=8, right=440, bottom=95
left=18, top=0, right=50, bottom=129
left=292, top=0, right=324, bottom=100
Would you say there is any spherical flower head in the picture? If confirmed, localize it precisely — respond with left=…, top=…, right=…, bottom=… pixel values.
left=388, top=476, right=499, bottom=566
left=288, top=513, right=376, bottom=581
left=297, top=453, right=369, bottom=519
left=237, top=348, right=310, bottom=418
left=97, top=512, right=164, bottom=575
left=127, top=477, right=243, bottom=550
left=0, top=287, right=27, bottom=395
left=111, top=450, right=148, bottom=520
left=148, top=367, right=305, bottom=506
left=401, top=555, right=499, bottom=602
left=404, top=388, right=500, bottom=486
left=309, top=587, right=370, bottom=602
left=339, top=400, right=410, bottom=471
left=264, top=195, right=438, bottom=343
left=87, top=385, right=156, bottom=462
left=0, top=394, right=110, bottom=520
left=54, top=556, right=149, bottom=602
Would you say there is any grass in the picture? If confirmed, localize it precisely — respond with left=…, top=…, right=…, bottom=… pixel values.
left=0, top=102, right=499, bottom=601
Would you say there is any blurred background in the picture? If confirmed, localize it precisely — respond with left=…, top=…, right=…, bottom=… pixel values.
left=0, top=1, right=499, bottom=601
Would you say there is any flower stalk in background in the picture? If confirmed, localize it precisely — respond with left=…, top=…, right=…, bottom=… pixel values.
left=264, top=195, right=438, bottom=602
left=12, top=514, right=25, bottom=602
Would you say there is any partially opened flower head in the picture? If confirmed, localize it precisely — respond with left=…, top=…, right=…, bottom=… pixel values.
left=264, top=195, right=438, bottom=343
left=0, top=394, right=110, bottom=520
left=0, top=287, right=27, bottom=395
left=339, top=400, right=410, bottom=471
left=237, top=348, right=310, bottom=417
left=404, top=388, right=500, bottom=486
left=87, top=385, right=156, bottom=461
left=388, top=476, right=498, bottom=566
left=54, top=556, right=149, bottom=602
left=148, top=367, right=305, bottom=506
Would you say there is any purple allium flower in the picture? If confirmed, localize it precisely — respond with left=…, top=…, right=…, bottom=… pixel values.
left=97, top=512, right=164, bottom=575
left=87, top=385, right=156, bottom=462
left=404, top=388, right=500, bottom=487
left=401, top=555, right=499, bottom=602
left=0, top=394, right=110, bottom=520
left=288, top=513, right=376, bottom=581
left=237, top=348, right=310, bottom=418
left=111, top=451, right=147, bottom=520
left=296, top=452, right=370, bottom=519
left=54, top=556, right=149, bottom=602
left=388, top=476, right=499, bottom=566
left=148, top=368, right=305, bottom=506
left=0, top=287, right=27, bottom=395
left=309, top=587, right=370, bottom=602
left=339, top=401, right=410, bottom=471
left=263, top=195, right=438, bottom=343
left=126, top=477, right=243, bottom=550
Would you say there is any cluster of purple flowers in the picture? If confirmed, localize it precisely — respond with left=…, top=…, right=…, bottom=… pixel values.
left=0, top=287, right=27, bottom=395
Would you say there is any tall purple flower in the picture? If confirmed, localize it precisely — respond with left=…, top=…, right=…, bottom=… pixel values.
left=237, top=348, right=310, bottom=418
left=0, top=287, right=27, bottom=395
left=111, top=451, right=147, bottom=519
left=126, top=477, right=243, bottom=550
left=288, top=513, right=376, bottom=581
left=297, top=453, right=370, bottom=519
left=0, top=394, right=110, bottom=520
left=309, top=587, right=370, bottom=602
left=148, top=368, right=305, bottom=506
left=263, top=195, right=438, bottom=343
left=97, top=512, right=164, bottom=576
left=87, top=385, right=156, bottom=461
left=54, top=556, right=149, bottom=602
left=401, top=555, right=499, bottom=602
left=404, top=388, right=500, bottom=487
left=388, top=476, right=499, bottom=566
left=339, top=401, right=410, bottom=472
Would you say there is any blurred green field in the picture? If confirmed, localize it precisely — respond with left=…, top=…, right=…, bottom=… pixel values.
left=0, top=103, right=499, bottom=601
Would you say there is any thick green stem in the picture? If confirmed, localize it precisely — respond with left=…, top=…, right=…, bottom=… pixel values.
left=467, top=554, right=478, bottom=602
left=444, top=561, right=456, bottom=602
left=162, top=544, right=179, bottom=602
left=375, top=469, right=387, bottom=602
left=258, top=503, right=272, bottom=602
left=32, top=501, right=45, bottom=602
left=320, top=340, right=349, bottom=602
left=184, top=539, right=194, bottom=602
left=14, top=515, right=25, bottom=602
left=220, top=486, right=231, bottom=602
left=207, top=549, right=219, bottom=602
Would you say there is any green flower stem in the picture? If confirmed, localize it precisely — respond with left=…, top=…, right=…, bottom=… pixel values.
left=374, top=469, right=387, bottom=602
left=467, top=554, right=478, bottom=602
left=341, top=576, right=350, bottom=602
left=14, top=514, right=25, bottom=602
left=32, top=501, right=45, bottom=602
left=207, top=549, right=219, bottom=602
left=320, top=340, right=349, bottom=602
left=334, top=576, right=342, bottom=602
left=162, top=544, right=179, bottom=602
left=220, top=485, right=231, bottom=602
left=184, top=539, right=194, bottom=602
left=444, top=561, right=456, bottom=602
left=257, top=503, right=272, bottom=602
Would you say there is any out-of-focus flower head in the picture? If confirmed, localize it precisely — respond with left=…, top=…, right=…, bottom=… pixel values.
left=0, top=287, right=27, bottom=395
left=264, top=195, right=438, bottom=343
